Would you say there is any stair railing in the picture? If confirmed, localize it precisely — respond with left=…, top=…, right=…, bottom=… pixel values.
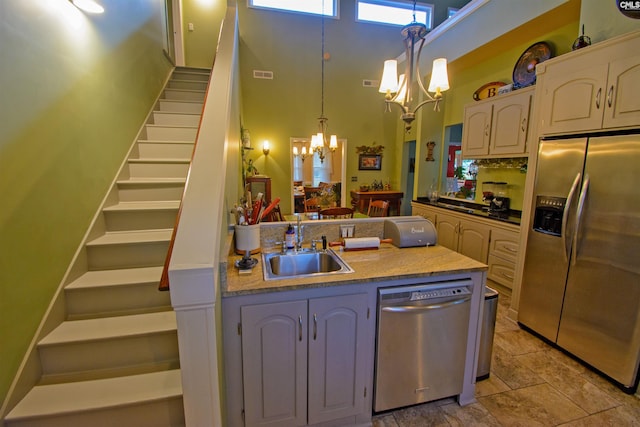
left=157, top=5, right=240, bottom=425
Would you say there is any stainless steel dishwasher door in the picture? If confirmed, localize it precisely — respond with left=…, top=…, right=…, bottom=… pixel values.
left=374, top=281, right=472, bottom=412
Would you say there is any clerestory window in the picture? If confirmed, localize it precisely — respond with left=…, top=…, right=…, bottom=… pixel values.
left=356, top=1, right=433, bottom=29
left=248, top=0, right=338, bottom=17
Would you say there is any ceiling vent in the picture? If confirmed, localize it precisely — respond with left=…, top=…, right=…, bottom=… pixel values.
left=362, top=79, right=379, bottom=88
left=253, top=70, right=274, bottom=80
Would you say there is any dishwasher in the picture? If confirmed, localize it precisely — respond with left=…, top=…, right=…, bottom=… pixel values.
left=374, top=280, right=472, bottom=412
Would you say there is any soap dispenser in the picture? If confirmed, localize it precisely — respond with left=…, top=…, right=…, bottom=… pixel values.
left=285, top=224, right=295, bottom=250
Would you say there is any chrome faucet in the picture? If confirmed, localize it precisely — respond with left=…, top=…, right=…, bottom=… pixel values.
left=295, top=215, right=304, bottom=251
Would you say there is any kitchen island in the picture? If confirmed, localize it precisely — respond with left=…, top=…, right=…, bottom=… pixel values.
left=221, top=219, right=487, bottom=427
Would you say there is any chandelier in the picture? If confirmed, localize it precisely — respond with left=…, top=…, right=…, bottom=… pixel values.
left=310, top=4, right=339, bottom=163
left=378, top=1, right=450, bottom=132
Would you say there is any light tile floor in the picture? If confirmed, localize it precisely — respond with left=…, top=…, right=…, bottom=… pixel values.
left=373, top=281, right=640, bottom=426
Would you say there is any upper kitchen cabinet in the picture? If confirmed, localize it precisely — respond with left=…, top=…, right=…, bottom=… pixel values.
left=536, top=30, right=640, bottom=135
left=462, top=87, right=533, bottom=158
left=462, top=102, right=492, bottom=157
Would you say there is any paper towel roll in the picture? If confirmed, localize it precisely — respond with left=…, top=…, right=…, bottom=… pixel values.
left=343, top=237, right=380, bottom=250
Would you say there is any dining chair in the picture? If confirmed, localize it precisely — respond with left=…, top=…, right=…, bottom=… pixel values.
left=263, top=204, right=284, bottom=222
left=319, top=207, right=354, bottom=219
left=304, top=197, right=321, bottom=214
left=367, top=200, right=390, bottom=217
left=303, top=186, right=321, bottom=200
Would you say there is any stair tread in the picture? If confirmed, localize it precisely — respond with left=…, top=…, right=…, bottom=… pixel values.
left=163, top=88, right=206, bottom=93
left=136, top=139, right=194, bottom=144
left=117, top=177, right=186, bottom=184
left=87, top=229, right=172, bottom=246
left=174, top=66, right=211, bottom=71
left=66, top=266, right=164, bottom=290
left=39, top=311, right=176, bottom=346
left=103, top=201, right=180, bottom=212
left=169, top=78, right=207, bottom=84
left=145, top=123, right=198, bottom=129
left=158, top=98, right=203, bottom=104
left=127, top=158, right=191, bottom=164
left=5, top=370, right=182, bottom=420
left=153, top=110, right=201, bottom=116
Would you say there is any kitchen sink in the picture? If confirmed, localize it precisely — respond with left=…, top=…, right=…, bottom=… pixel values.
left=262, top=249, right=354, bottom=280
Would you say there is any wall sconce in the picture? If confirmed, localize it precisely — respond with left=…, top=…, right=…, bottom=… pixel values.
left=262, top=140, right=270, bottom=156
left=69, top=0, right=105, bottom=13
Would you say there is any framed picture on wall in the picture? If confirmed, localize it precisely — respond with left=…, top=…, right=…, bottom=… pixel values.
left=358, top=154, right=382, bottom=170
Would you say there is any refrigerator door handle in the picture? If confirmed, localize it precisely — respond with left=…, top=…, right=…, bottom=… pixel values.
left=572, top=174, right=590, bottom=266
left=562, top=173, right=581, bottom=262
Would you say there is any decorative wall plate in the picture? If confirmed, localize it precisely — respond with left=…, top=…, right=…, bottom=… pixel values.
left=512, top=41, right=552, bottom=89
left=473, top=81, right=507, bottom=101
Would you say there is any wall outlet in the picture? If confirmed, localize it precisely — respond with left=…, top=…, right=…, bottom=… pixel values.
left=340, top=224, right=355, bottom=238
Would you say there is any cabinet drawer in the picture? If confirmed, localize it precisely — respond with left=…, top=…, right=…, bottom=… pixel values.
left=487, top=254, right=516, bottom=289
left=489, top=229, right=519, bottom=263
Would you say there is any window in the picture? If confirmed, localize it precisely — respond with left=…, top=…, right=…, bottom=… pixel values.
left=447, top=7, right=459, bottom=19
left=249, top=0, right=337, bottom=17
left=356, top=1, right=433, bottom=29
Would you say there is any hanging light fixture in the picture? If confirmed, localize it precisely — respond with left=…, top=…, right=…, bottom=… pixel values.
left=378, top=0, right=450, bottom=132
left=293, top=145, right=311, bottom=162
left=310, top=5, right=339, bottom=164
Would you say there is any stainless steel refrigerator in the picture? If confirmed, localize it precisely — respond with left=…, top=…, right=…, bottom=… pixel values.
left=519, top=132, right=640, bottom=391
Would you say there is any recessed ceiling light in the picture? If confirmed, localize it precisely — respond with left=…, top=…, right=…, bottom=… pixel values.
left=70, top=0, right=104, bottom=14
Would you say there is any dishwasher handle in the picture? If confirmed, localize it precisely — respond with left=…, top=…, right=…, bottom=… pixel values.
left=382, top=296, right=471, bottom=313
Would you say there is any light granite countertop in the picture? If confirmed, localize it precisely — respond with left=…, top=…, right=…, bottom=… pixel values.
left=223, top=242, right=487, bottom=297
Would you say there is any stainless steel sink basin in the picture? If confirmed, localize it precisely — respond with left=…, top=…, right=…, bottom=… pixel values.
left=262, top=249, right=354, bottom=280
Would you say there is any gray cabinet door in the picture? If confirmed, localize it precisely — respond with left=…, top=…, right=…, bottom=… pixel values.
left=241, top=300, right=307, bottom=427
left=308, top=294, right=368, bottom=425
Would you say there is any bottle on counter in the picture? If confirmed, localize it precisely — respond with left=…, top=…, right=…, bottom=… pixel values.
left=285, top=224, right=295, bottom=250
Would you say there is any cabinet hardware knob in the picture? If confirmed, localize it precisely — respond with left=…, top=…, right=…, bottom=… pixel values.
left=607, top=85, right=614, bottom=108
left=299, top=315, right=303, bottom=341
left=596, top=88, right=602, bottom=109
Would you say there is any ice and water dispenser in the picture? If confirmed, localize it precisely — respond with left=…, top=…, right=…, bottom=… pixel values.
left=532, top=195, right=566, bottom=236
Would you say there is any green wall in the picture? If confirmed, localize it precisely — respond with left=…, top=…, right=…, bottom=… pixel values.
left=237, top=1, right=470, bottom=213
left=238, top=2, right=399, bottom=212
left=581, top=0, right=640, bottom=43
left=182, top=0, right=227, bottom=68
left=0, top=0, right=172, bottom=409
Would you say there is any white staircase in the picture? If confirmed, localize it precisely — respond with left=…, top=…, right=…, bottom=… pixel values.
left=4, top=67, right=210, bottom=427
